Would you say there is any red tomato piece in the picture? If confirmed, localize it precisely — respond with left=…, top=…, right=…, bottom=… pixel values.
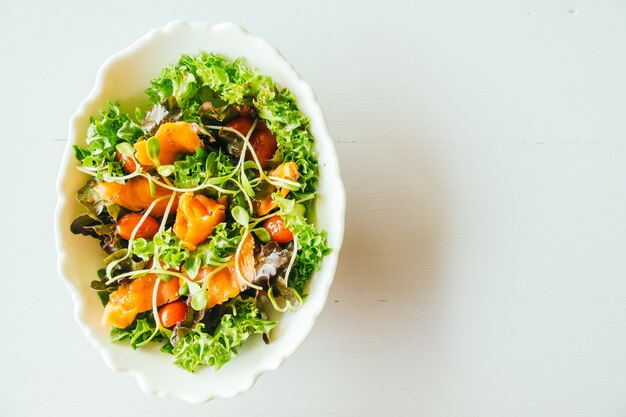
left=263, top=215, right=294, bottom=243
left=158, top=300, right=189, bottom=328
left=226, top=118, right=277, bottom=169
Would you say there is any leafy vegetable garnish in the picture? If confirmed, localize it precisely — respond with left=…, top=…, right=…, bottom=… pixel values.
left=132, top=229, right=189, bottom=270
left=73, top=102, right=144, bottom=181
left=254, top=241, right=293, bottom=287
left=146, top=64, right=199, bottom=106
left=275, top=194, right=330, bottom=293
left=71, top=53, right=330, bottom=372
left=146, top=53, right=319, bottom=195
left=289, top=224, right=330, bottom=294
left=171, top=148, right=210, bottom=188
left=183, top=222, right=241, bottom=278
left=90, top=268, right=118, bottom=306
left=75, top=179, right=121, bottom=221
left=71, top=215, right=125, bottom=255
left=110, top=312, right=167, bottom=349
left=166, top=299, right=276, bottom=372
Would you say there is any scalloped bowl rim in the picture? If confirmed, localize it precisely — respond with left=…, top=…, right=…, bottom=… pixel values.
left=54, top=21, right=345, bottom=403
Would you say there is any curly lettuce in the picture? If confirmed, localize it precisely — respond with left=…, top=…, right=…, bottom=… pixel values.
left=275, top=195, right=331, bottom=293
left=146, top=53, right=319, bottom=195
left=73, top=102, right=144, bottom=181
left=167, top=300, right=276, bottom=372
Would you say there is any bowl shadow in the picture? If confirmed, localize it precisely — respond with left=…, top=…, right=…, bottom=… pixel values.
left=325, top=132, right=448, bottom=344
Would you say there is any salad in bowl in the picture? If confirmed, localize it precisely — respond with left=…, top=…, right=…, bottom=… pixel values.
left=55, top=21, right=344, bottom=402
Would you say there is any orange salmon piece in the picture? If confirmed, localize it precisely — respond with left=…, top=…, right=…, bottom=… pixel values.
left=134, top=122, right=202, bottom=166
left=257, top=162, right=300, bottom=216
left=232, top=232, right=255, bottom=286
left=197, top=267, right=241, bottom=309
left=196, top=233, right=256, bottom=308
left=173, top=193, right=225, bottom=250
left=102, top=274, right=180, bottom=329
left=94, top=177, right=178, bottom=217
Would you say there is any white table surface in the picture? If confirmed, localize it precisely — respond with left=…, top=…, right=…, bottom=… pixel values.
left=2, top=0, right=626, bottom=415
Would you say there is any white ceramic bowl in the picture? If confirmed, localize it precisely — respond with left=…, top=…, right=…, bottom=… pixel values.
left=54, top=21, right=345, bottom=403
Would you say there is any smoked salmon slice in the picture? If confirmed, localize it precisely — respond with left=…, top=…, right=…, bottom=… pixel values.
left=194, top=233, right=256, bottom=308
left=102, top=274, right=180, bottom=329
left=94, top=177, right=178, bottom=217
left=257, top=162, right=300, bottom=216
left=173, top=192, right=226, bottom=250
left=134, top=122, right=202, bottom=166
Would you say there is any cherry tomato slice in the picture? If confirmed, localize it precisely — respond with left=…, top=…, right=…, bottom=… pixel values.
left=249, top=124, right=277, bottom=169
left=116, top=213, right=160, bottom=240
left=226, top=117, right=253, bottom=137
left=263, top=215, right=294, bottom=243
left=158, top=300, right=188, bottom=328
left=226, top=118, right=277, bottom=169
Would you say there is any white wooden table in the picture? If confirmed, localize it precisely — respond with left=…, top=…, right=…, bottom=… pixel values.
left=2, top=0, right=626, bottom=415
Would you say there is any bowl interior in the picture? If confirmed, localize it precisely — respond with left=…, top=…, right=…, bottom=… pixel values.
left=55, top=21, right=345, bottom=402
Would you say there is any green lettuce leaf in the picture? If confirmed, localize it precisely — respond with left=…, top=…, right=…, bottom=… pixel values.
left=147, top=65, right=198, bottom=106
left=275, top=194, right=330, bottom=293
left=172, top=148, right=209, bottom=188
left=144, top=53, right=319, bottom=194
left=131, top=229, right=189, bottom=270
left=289, top=223, right=330, bottom=293
left=168, top=299, right=276, bottom=372
left=110, top=313, right=166, bottom=349
left=90, top=268, right=118, bottom=306
left=73, top=102, right=144, bottom=181
left=75, top=179, right=121, bottom=221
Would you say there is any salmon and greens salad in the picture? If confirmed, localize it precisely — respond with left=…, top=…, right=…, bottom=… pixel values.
left=71, top=53, right=330, bottom=372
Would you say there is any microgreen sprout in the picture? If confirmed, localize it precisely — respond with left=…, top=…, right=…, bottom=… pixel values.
left=115, top=142, right=135, bottom=157
left=146, top=136, right=161, bottom=167
left=205, top=123, right=303, bottom=191
left=283, top=234, right=298, bottom=287
left=267, top=285, right=303, bottom=312
left=231, top=206, right=249, bottom=226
